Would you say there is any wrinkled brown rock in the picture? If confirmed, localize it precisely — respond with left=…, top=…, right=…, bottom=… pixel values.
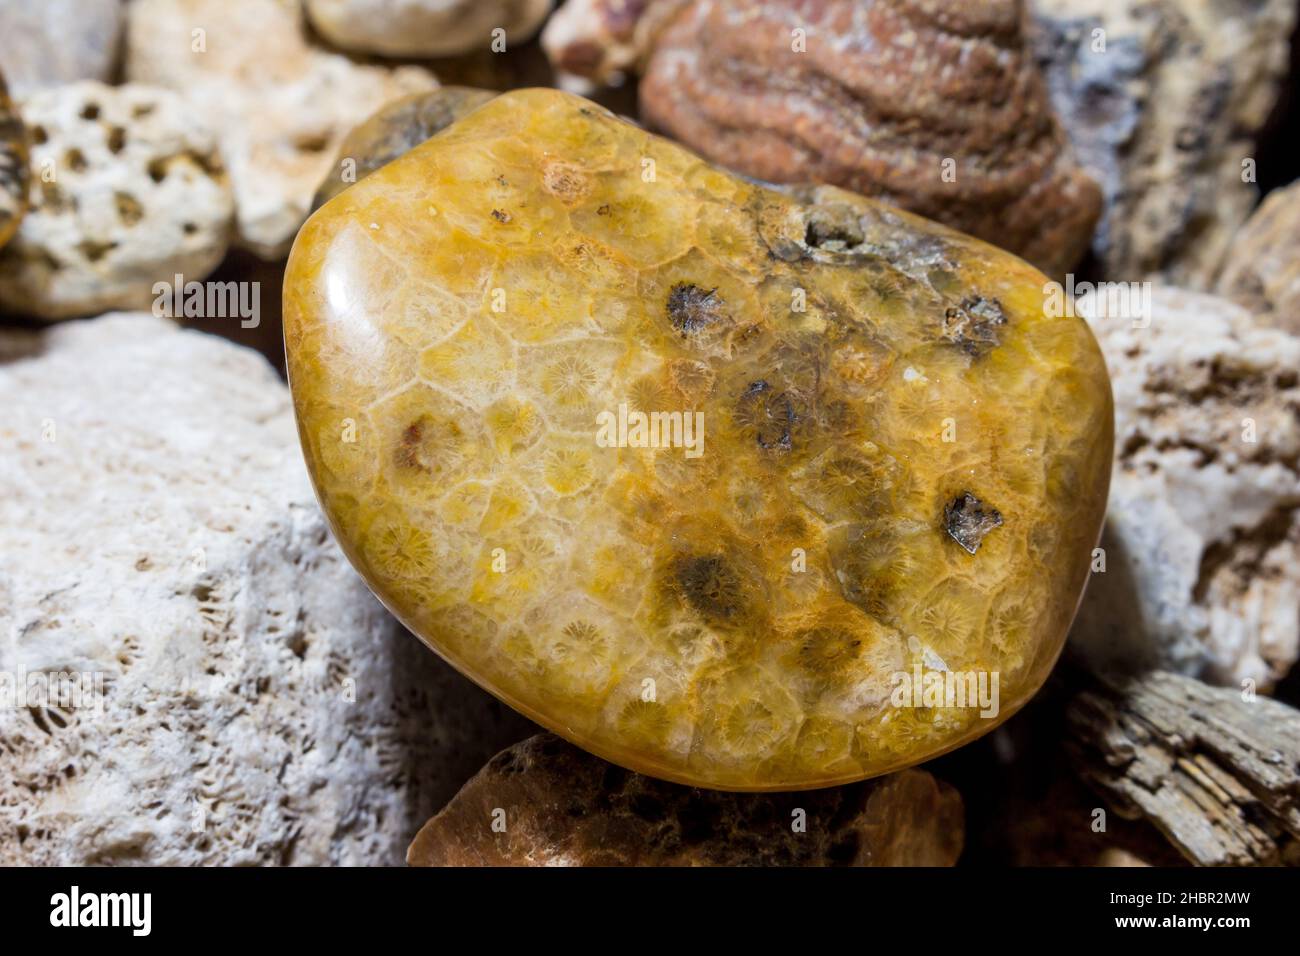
left=544, top=0, right=1101, bottom=276
left=1067, top=670, right=1300, bottom=866
left=408, top=734, right=964, bottom=866
left=1033, top=0, right=1296, bottom=286
left=313, top=88, right=496, bottom=211
left=0, top=73, right=28, bottom=250
left=1216, top=180, right=1300, bottom=335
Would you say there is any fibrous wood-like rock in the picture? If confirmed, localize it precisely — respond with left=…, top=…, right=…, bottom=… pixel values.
left=1067, top=670, right=1300, bottom=867
left=545, top=0, right=1101, bottom=276
left=314, top=88, right=497, bottom=212
left=1216, top=180, right=1300, bottom=336
left=284, top=88, right=1113, bottom=791
left=0, top=72, right=28, bottom=250
left=408, top=733, right=964, bottom=866
left=0, top=314, right=534, bottom=865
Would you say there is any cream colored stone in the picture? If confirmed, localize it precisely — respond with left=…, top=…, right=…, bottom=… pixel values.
left=126, top=0, right=436, bottom=259
left=0, top=314, right=533, bottom=865
left=305, top=0, right=553, bottom=58
left=1216, top=180, right=1300, bottom=336
left=0, top=81, right=232, bottom=321
left=0, top=0, right=123, bottom=96
left=1074, top=288, right=1300, bottom=689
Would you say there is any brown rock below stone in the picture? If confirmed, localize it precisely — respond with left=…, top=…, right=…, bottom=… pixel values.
left=1216, top=181, right=1300, bottom=335
left=408, top=734, right=964, bottom=866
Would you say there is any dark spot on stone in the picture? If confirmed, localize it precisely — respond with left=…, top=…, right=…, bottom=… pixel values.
left=106, top=126, right=127, bottom=154
left=737, top=379, right=797, bottom=452
left=667, top=282, right=724, bottom=335
left=943, top=492, right=1003, bottom=554
left=80, top=103, right=100, bottom=121
left=394, top=419, right=425, bottom=470
left=674, top=554, right=744, bottom=622
left=596, top=203, right=610, bottom=216
left=804, top=206, right=864, bottom=250
left=942, top=296, right=1007, bottom=356
left=490, top=208, right=511, bottom=223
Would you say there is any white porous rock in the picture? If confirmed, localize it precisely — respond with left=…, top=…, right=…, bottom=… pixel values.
left=0, top=0, right=124, bottom=96
left=1032, top=0, right=1296, bottom=288
left=126, top=0, right=436, bottom=260
left=1073, top=288, right=1300, bottom=690
left=0, top=82, right=233, bottom=321
left=305, top=0, right=554, bottom=58
left=0, top=315, right=534, bottom=865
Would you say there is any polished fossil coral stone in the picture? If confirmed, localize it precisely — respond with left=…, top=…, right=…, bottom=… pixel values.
left=284, top=88, right=1113, bottom=791
left=313, top=88, right=497, bottom=212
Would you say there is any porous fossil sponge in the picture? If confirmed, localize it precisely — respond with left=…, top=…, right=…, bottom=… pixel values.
left=544, top=0, right=1102, bottom=277
left=0, top=72, right=28, bottom=250
left=284, top=89, right=1113, bottom=791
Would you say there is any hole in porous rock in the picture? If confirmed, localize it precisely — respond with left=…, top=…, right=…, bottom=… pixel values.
left=147, top=158, right=168, bottom=183
left=115, top=192, right=144, bottom=227
left=80, top=103, right=100, bottom=121
left=667, top=283, right=724, bottom=335
left=64, top=148, right=87, bottom=173
left=943, top=492, right=1003, bottom=554
left=106, top=126, right=126, bottom=154
left=76, top=238, right=116, bottom=263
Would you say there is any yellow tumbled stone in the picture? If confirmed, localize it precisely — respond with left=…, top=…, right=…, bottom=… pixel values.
left=284, top=89, right=1113, bottom=791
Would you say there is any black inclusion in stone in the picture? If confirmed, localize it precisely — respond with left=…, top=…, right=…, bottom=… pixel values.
left=674, top=553, right=744, bottom=622
left=738, top=379, right=796, bottom=452
left=941, top=295, right=1007, bottom=356
left=943, top=492, right=1004, bottom=554
left=667, top=282, right=723, bottom=335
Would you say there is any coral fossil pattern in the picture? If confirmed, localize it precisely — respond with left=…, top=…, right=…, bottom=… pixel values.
left=284, top=89, right=1113, bottom=790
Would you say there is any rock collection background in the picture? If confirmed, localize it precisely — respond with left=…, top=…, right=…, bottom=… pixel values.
left=1, top=0, right=1299, bottom=866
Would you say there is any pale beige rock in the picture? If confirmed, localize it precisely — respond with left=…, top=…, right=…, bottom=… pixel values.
left=1073, top=288, right=1300, bottom=690
left=126, top=0, right=436, bottom=259
left=1216, top=180, right=1300, bottom=335
left=0, top=314, right=534, bottom=865
left=1033, top=0, right=1296, bottom=287
left=305, top=0, right=553, bottom=58
left=0, top=0, right=123, bottom=96
left=0, top=81, right=232, bottom=321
